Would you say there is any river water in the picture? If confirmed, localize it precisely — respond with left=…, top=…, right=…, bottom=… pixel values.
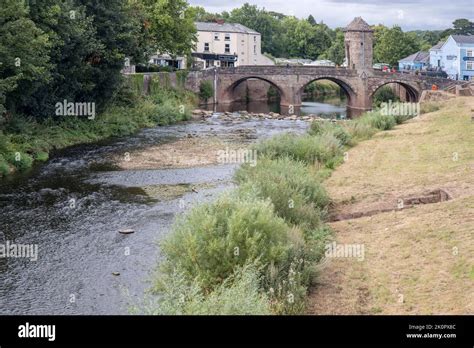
left=0, top=112, right=315, bottom=315
left=206, top=95, right=348, bottom=119
left=0, top=96, right=346, bottom=315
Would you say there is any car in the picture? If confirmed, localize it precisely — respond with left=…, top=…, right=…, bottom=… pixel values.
left=373, top=63, right=390, bottom=71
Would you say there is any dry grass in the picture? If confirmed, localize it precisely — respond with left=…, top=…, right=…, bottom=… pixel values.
left=308, top=97, right=474, bottom=314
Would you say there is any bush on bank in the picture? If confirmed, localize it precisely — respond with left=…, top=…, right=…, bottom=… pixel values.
left=0, top=80, right=195, bottom=178
left=253, top=132, right=344, bottom=168
left=235, top=156, right=329, bottom=233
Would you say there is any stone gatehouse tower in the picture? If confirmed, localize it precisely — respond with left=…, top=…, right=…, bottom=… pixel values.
left=343, top=17, right=374, bottom=70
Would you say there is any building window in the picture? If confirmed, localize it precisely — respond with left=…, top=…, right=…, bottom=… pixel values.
left=254, top=45, right=257, bottom=54
left=254, top=36, right=256, bottom=42
left=467, top=50, right=473, bottom=57
left=467, top=61, right=474, bottom=70
left=214, top=33, right=219, bottom=40
left=225, top=44, right=230, bottom=53
left=225, top=33, right=231, bottom=41
left=204, top=43, right=209, bottom=52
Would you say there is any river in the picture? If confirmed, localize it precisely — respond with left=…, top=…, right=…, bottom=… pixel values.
left=205, top=95, right=349, bottom=119
left=0, top=98, right=344, bottom=315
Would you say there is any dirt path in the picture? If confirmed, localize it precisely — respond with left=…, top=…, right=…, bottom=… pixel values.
left=308, top=97, right=474, bottom=314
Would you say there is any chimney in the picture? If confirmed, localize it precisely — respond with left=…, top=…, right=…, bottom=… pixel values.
left=216, top=19, right=225, bottom=25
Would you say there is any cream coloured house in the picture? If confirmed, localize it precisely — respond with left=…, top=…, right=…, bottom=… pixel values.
left=192, top=21, right=274, bottom=69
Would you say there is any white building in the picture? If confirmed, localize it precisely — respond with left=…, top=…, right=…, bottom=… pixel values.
left=192, top=21, right=274, bottom=69
left=429, top=35, right=474, bottom=80
left=148, top=53, right=186, bottom=70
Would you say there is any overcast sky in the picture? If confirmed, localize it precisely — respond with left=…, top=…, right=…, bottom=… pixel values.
left=189, top=0, right=473, bottom=30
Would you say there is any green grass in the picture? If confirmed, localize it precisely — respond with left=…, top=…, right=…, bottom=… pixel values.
left=253, top=132, right=344, bottom=168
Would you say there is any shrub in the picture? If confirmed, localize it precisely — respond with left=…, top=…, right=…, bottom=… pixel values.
left=0, top=155, right=10, bottom=177
left=199, top=80, right=214, bottom=103
left=253, top=133, right=343, bottom=167
left=308, top=121, right=352, bottom=145
left=34, top=151, right=49, bottom=162
left=358, top=111, right=396, bottom=131
left=8, top=152, right=33, bottom=171
left=146, top=264, right=271, bottom=315
left=344, top=121, right=377, bottom=141
left=159, top=191, right=291, bottom=291
left=153, top=100, right=190, bottom=125
left=235, top=157, right=329, bottom=232
left=372, top=85, right=400, bottom=107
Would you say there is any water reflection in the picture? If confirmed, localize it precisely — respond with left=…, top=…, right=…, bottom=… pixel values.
left=204, top=95, right=352, bottom=119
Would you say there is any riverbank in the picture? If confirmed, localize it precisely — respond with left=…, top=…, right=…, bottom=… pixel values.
left=308, top=96, right=474, bottom=314
left=0, top=84, right=197, bottom=178
left=144, top=100, right=432, bottom=314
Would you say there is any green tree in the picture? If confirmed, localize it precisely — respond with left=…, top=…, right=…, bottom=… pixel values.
left=307, top=15, right=316, bottom=26
left=0, top=0, right=51, bottom=115
left=25, top=0, right=102, bottom=117
left=374, top=26, right=420, bottom=67
left=320, top=29, right=345, bottom=65
left=75, top=0, right=148, bottom=109
left=144, top=0, right=197, bottom=56
left=199, top=80, right=213, bottom=103
left=227, top=4, right=284, bottom=56
left=282, top=17, right=331, bottom=60
left=442, top=18, right=474, bottom=36
left=190, top=6, right=221, bottom=22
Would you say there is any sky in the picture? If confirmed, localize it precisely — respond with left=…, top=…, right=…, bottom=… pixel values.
left=188, top=0, right=474, bottom=31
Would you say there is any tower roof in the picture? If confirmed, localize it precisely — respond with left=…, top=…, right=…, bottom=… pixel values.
left=344, top=17, right=373, bottom=32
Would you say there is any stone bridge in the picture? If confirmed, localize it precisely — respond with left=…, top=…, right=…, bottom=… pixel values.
left=184, top=17, right=463, bottom=116
left=196, top=65, right=456, bottom=113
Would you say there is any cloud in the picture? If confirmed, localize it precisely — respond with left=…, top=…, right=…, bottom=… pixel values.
left=188, top=0, right=473, bottom=30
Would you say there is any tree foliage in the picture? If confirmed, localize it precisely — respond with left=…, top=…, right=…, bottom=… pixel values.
left=0, top=0, right=197, bottom=119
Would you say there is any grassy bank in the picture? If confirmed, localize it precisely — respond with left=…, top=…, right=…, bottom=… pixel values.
left=146, top=102, right=426, bottom=315
left=308, top=97, right=474, bottom=314
left=0, top=78, right=197, bottom=178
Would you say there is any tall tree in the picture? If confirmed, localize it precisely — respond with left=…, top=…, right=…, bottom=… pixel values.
left=307, top=15, right=316, bottom=26
left=26, top=0, right=102, bottom=117
left=0, top=0, right=51, bottom=116
left=442, top=18, right=474, bottom=36
left=320, top=29, right=345, bottom=65
left=75, top=0, right=147, bottom=109
left=374, top=26, right=420, bottom=67
left=144, top=0, right=197, bottom=56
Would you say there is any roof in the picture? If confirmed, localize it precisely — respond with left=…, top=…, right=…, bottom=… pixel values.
left=430, top=41, right=445, bottom=50
left=344, top=17, right=373, bottom=32
left=399, top=51, right=429, bottom=63
left=451, top=35, right=474, bottom=44
left=195, top=22, right=260, bottom=35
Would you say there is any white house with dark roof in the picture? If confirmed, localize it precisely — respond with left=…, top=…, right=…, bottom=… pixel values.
left=192, top=20, right=274, bottom=69
left=429, top=35, right=474, bottom=80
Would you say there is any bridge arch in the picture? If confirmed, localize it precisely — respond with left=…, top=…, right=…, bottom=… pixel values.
left=224, top=75, right=287, bottom=104
left=299, top=76, right=357, bottom=104
left=369, top=80, right=421, bottom=104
